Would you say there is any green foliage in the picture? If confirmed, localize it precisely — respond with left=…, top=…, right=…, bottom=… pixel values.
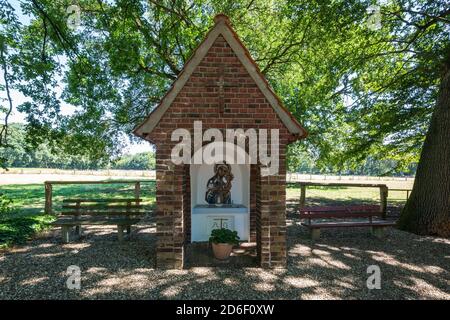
left=287, top=142, right=312, bottom=173
left=287, top=140, right=416, bottom=176
left=0, top=192, right=13, bottom=215
left=0, top=123, right=155, bottom=170
left=209, top=228, right=240, bottom=245
left=111, top=152, right=155, bottom=170
left=0, top=0, right=448, bottom=173
left=0, top=123, right=110, bottom=169
left=0, top=215, right=53, bottom=248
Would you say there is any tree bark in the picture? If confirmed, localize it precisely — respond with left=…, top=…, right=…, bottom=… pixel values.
left=397, top=54, right=450, bottom=237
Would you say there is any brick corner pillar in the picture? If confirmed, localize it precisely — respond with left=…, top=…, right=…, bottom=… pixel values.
left=249, top=164, right=258, bottom=243
left=256, top=164, right=287, bottom=268
left=155, top=150, right=185, bottom=269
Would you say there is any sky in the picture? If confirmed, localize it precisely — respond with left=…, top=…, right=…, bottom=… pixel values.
left=1, top=0, right=153, bottom=155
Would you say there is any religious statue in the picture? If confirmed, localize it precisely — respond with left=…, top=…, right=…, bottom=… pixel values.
left=205, top=162, right=233, bottom=205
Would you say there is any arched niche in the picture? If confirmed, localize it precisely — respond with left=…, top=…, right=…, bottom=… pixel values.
left=190, top=163, right=250, bottom=208
left=190, top=163, right=250, bottom=242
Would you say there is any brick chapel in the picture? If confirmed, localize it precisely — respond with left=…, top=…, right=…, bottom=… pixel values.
left=134, top=14, right=307, bottom=269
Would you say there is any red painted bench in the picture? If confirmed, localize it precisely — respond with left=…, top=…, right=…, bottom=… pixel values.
left=299, top=205, right=396, bottom=239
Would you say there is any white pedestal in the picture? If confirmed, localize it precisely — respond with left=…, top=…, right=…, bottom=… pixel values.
left=191, top=205, right=249, bottom=242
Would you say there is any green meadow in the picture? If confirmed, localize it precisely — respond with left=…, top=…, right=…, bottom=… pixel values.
left=0, top=182, right=156, bottom=248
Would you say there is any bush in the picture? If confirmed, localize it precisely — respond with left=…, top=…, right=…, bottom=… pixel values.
left=0, top=193, right=13, bottom=215
left=111, top=152, right=156, bottom=170
left=0, top=215, right=54, bottom=247
left=209, top=228, right=240, bottom=245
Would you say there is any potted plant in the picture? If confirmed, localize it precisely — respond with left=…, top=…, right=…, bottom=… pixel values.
left=209, top=228, right=240, bottom=260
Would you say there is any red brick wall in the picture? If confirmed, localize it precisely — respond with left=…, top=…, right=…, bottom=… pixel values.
left=148, top=35, right=294, bottom=145
left=150, top=35, right=292, bottom=268
left=155, top=149, right=184, bottom=269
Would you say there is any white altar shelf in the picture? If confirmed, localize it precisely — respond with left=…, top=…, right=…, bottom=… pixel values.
left=191, top=205, right=249, bottom=242
left=192, top=204, right=247, bottom=213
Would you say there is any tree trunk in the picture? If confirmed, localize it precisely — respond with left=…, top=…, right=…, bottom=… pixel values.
left=397, top=56, right=450, bottom=237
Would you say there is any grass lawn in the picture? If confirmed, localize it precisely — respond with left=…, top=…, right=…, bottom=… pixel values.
left=286, top=184, right=409, bottom=207
left=0, top=182, right=156, bottom=248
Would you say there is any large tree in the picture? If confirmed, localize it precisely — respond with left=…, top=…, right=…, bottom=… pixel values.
left=323, top=1, right=450, bottom=236
left=0, top=0, right=449, bottom=235
left=397, top=49, right=449, bottom=236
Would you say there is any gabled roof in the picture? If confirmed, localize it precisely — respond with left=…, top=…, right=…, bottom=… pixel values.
left=133, top=14, right=307, bottom=139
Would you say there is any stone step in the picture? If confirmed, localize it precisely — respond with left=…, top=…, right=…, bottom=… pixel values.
left=231, top=242, right=257, bottom=256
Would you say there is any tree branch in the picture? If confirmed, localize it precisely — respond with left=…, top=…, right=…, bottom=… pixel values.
left=134, top=15, right=180, bottom=76
left=147, top=0, right=198, bottom=29
left=0, top=45, right=14, bottom=147
left=31, top=0, right=87, bottom=69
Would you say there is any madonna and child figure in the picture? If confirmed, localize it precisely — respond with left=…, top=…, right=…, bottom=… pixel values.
left=205, top=163, right=234, bottom=205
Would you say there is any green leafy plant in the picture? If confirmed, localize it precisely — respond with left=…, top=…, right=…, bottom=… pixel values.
left=0, top=215, right=55, bottom=248
left=0, top=193, right=13, bottom=215
left=209, top=228, right=240, bottom=245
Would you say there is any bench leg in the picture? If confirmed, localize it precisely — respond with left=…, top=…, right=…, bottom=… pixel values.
left=310, top=228, right=321, bottom=240
left=126, top=225, right=131, bottom=235
left=61, top=226, right=70, bottom=243
left=75, top=225, right=82, bottom=237
left=371, top=226, right=386, bottom=238
left=117, top=225, right=124, bottom=242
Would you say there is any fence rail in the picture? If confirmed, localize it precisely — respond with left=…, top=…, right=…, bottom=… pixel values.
left=389, top=188, right=413, bottom=200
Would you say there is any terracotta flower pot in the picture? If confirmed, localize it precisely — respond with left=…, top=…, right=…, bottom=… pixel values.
left=212, top=242, right=234, bottom=260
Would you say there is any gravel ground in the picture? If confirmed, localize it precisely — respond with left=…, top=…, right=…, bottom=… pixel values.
left=0, top=213, right=449, bottom=300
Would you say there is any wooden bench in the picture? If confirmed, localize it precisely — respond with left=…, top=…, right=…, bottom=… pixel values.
left=299, top=205, right=396, bottom=240
left=52, top=198, right=144, bottom=243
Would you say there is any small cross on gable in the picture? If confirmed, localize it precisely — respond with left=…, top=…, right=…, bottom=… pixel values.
left=203, top=65, right=239, bottom=112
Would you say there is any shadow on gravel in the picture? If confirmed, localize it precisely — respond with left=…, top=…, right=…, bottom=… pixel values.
left=0, top=210, right=448, bottom=300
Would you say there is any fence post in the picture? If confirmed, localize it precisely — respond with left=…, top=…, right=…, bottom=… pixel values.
left=134, top=182, right=141, bottom=200
left=379, top=185, right=388, bottom=219
left=300, top=185, right=306, bottom=208
left=44, top=182, right=53, bottom=215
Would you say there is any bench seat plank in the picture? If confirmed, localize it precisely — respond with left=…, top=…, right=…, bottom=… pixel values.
left=60, top=211, right=144, bottom=216
left=299, top=212, right=382, bottom=219
left=62, top=204, right=143, bottom=209
left=301, top=220, right=396, bottom=229
left=53, top=217, right=141, bottom=226
left=62, top=198, right=142, bottom=203
left=299, top=205, right=380, bottom=213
